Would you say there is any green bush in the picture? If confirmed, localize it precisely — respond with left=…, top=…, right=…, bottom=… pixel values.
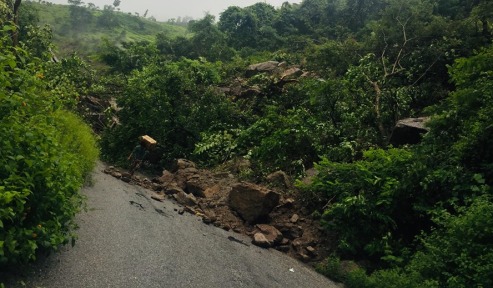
left=101, top=58, right=237, bottom=166
left=300, top=148, right=415, bottom=259
left=354, top=196, right=493, bottom=288
left=0, top=28, right=98, bottom=267
left=53, top=110, right=99, bottom=176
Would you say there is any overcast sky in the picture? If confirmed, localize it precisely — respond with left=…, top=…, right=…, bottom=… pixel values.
left=45, top=0, right=301, bottom=21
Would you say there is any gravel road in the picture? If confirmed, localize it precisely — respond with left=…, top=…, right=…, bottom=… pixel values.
left=3, top=162, right=340, bottom=288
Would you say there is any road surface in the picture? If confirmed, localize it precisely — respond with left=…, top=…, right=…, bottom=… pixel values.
left=3, top=162, right=340, bottom=288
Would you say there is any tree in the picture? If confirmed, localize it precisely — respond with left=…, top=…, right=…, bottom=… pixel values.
left=98, top=5, right=118, bottom=28
left=2, top=0, right=23, bottom=46
left=342, top=0, right=385, bottom=31
left=188, top=14, right=232, bottom=61
left=68, top=0, right=92, bottom=31
left=67, top=0, right=83, bottom=5
left=346, top=0, right=449, bottom=142
left=219, top=6, right=259, bottom=50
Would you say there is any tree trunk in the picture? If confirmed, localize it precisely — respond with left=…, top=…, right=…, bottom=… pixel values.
left=370, top=80, right=387, bottom=142
left=11, top=0, right=22, bottom=46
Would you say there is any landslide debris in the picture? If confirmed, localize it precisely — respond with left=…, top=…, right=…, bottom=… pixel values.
left=103, top=159, right=334, bottom=265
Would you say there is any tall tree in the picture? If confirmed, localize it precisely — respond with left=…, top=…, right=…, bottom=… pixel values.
left=347, top=0, right=447, bottom=142
left=218, top=6, right=259, bottom=50
left=188, top=14, right=231, bottom=61
left=2, top=0, right=23, bottom=46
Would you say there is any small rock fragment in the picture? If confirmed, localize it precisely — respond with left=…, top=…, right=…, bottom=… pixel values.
left=290, top=214, right=300, bottom=223
left=252, top=233, right=271, bottom=248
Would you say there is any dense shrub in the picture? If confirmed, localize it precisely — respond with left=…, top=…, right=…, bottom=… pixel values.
left=343, top=196, right=493, bottom=288
left=303, top=44, right=493, bottom=285
left=101, top=58, right=238, bottom=166
left=299, top=148, right=416, bottom=259
left=0, top=28, right=98, bottom=266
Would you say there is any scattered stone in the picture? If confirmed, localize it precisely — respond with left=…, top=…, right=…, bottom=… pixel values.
left=280, top=67, right=303, bottom=81
left=252, top=233, right=271, bottom=248
left=157, top=170, right=174, bottom=184
left=111, top=171, right=122, bottom=179
left=297, top=252, right=311, bottom=262
left=279, top=223, right=303, bottom=240
left=183, top=206, right=197, bottom=215
left=306, top=246, right=317, bottom=257
left=205, top=211, right=217, bottom=223
left=174, top=168, right=199, bottom=189
left=151, top=183, right=162, bottom=191
left=202, top=216, right=213, bottom=225
left=178, top=208, right=185, bottom=215
left=229, top=182, right=280, bottom=223
left=103, top=166, right=116, bottom=174
left=292, top=238, right=304, bottom=249
left=151, top=193, right=165, bottom=202
left=203, top=184, right=221, bottom=199
left=290, top=214, right=300, bottom=223
left=281, top=238, right=290, bottom=246
left=266, top=171, right=293, bottom=190
left=255, top=224, right=283, bottom=245
left=186, top=179, right=210, bottom=198
left=171, top=159, right=196, bottom=172
left=173, top=191, right=197, bottom=206
left=164, top=184, right=184, bottom=195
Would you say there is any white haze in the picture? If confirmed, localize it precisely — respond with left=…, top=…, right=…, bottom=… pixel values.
left=43, top=0, right=301, bottom=21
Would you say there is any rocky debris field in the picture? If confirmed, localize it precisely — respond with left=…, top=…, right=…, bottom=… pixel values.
left=103, top=159, right=334, bottom=265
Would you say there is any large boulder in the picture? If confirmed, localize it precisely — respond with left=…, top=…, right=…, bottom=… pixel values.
left=389, top=117, right=430, bottom=146
left=280, top=67, right=303, bottom=81
left=246, top=61, right=280, bottom=77
left=229, top=182, right=280, bottom=223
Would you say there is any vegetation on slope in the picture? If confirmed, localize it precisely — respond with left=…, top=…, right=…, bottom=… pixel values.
left=0, top=12, right=98, bottom=269
left=20, top=0, right=188, bottom=57
left=2, top=0, right=493, bottom=286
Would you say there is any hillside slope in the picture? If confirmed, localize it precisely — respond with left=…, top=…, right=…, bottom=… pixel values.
left=23, top=1, right=188, bottom=57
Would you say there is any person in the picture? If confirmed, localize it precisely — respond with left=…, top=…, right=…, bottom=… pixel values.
left=127, top=139, right=149, bottom=175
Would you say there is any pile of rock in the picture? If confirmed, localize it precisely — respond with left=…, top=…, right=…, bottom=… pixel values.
left=104, top=159, right=329, bottom=263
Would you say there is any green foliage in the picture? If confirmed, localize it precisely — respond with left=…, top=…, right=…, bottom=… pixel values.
left=99, top=39, right=158, bottom=73
left=193, top=129, right=240, bottom=166
left=0, top=27, right=98, bottom=267
left=101, top=58, right=236, bottom=166
left=315, top=255, right=347, bottom=283
left=52, top=110, right=99, bottom=176
left=301, top=148, right=414, bottom=258
left=301, top=44, right=493, bottom=286
left=236, top=106, right=318, bottom=175
left=351, top=196, right=493, bottom=288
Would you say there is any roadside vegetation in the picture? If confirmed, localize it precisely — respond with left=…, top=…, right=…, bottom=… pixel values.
left=1, top=0, right=492, bottom=286
left=0, top=22, right=98, bottom=271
